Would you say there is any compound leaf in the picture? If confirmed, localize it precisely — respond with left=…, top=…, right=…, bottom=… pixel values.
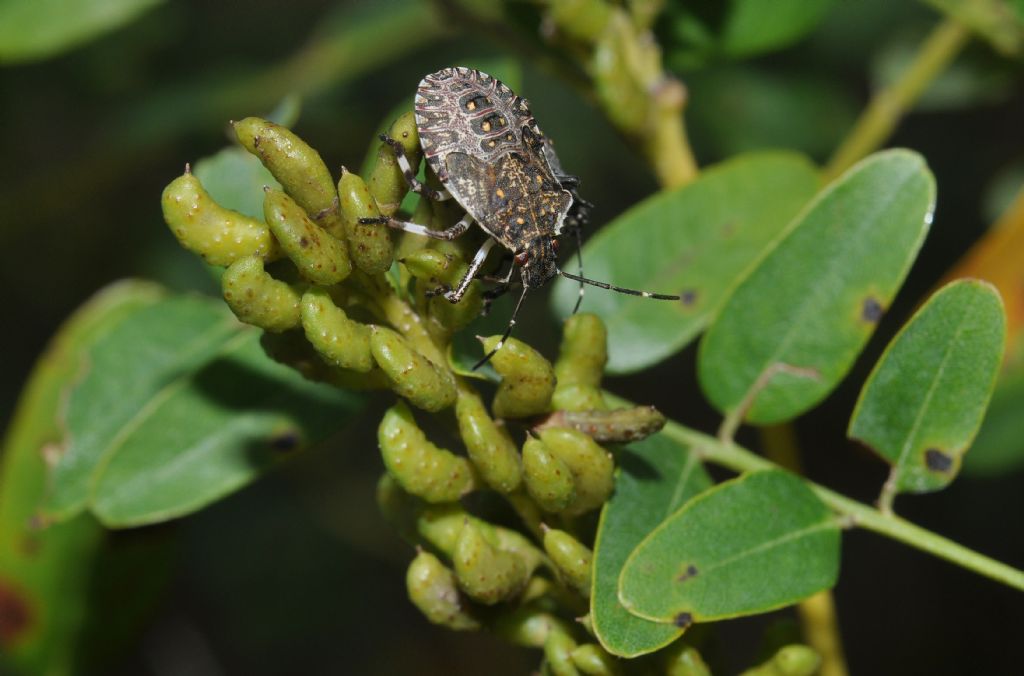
left=698, top=149, right=935, bottom=425
left=551, top=152, right=819, bottom=374
left=591, top=433, right=711, bottom=657
left=619, top=470, right=840, bottom=624
left=43, top=293, right=361, bottom=527
left=849, top=280, right=1005, bottom=493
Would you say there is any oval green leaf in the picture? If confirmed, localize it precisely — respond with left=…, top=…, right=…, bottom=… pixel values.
left=698, top=149, right=936, bottom=425
left=591, top=433, right=711, bottom=657
left=721, top=0, right=836, bottom=58
left=551, top=152, right=819, bottom=374
left=848, top=279, right=1006, bottom=493
left=0, top=0, right=164, bottom=63
left=43, top=293, right=361, bottom=527
left=619, top=470, right=840, bottom=625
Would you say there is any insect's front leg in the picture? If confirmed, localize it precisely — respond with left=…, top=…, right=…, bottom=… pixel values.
left=359, top=212, right=474, bottom=240
left=428, top=238, right=498, bottom=304
left=379, top=134, right=452, bottom=202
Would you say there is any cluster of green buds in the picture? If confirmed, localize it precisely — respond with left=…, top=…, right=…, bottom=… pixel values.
left=159, top=113, right=788, bottom=674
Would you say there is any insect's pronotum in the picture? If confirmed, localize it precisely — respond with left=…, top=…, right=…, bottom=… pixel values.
left=360, top=67, right=679, bottom=367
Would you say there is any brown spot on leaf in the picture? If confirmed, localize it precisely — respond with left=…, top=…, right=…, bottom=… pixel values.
left=677, top=564, right=699, bottom=582
left=0, top=581, right=33, bottom=645
left=862, top=297, right=884, bottom=323
left=299, top=237, right=310, bottom=248
left=673, top=612, right=693, bottom=629
left=924, top=448, right=953, bottom=473
left=269, top=430, right=300, bottom=452
left=680, top=289, right=698, bottom=306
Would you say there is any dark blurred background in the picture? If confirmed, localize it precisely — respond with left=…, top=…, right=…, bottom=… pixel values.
left=2, top=0, right=1023, bottom=674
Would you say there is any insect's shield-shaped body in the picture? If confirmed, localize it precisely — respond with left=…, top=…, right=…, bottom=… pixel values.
left=415, top=67, right=572, bottom=288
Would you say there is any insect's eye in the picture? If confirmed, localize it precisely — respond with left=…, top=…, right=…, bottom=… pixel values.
left=514, top=251, right=529, bottom=267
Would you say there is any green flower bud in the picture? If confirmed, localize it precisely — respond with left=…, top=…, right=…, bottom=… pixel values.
left=555, top=313, right=607, bottom=390
left=378, top=401, right=477, bottom=502
left=455, top=384, right=521, bottom=493
left=338, top=167, right=394, bottom=274
left=403, top=249, right=483, bottom=334
left=542, top=526, right=593, bottom=598
left=233, top=117, right=343, bottom=238
left=406, top=549, right=481, bottom=631
left=453, top=519, right=529, bottom=604
left=263, top=188, right=352, bottom=285
left=221, top=255, right=302, bottom=332
left=162, top=170, right=279, bottom=266
left=492, top=602, right=574, bottom=648
left=370, top=326, right=456, bottom=412
left=539, top=427, right=614, bottom=516
left=259, top=330, right=388, bottom=390
left=300, top=288, right=373, bottom=372
left=481, top=336, right=556, bottom=419
left=523, top=436, right=576, bottom=513
left=570, top=644, right=620, bottom=676
left=368, top=111, right=422, bottom=215
left=544, top=628, right=581, bottom=676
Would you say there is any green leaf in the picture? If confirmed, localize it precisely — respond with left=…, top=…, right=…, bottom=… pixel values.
left=721, top=0, right=837, bottom=58
left=619, top=471, right=840, bottom=625
left=0, top=0, right=164, bottom=63
left=0, top=280, right=161, bottom=673
left=591, top=433, right=711, bottom=657
left=963, top=342, right=1024, bottom=476
left=849, top=280, right=1006, bottom=493
left=43, top=293, right=362, bottom=527
left=551, top=152, right=819, bottom=374
left=698, top=150, right=935, bottom=425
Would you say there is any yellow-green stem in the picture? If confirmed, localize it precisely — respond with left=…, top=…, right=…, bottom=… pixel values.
left=824, top=18, right=970, bottom=181
left=605, top=393, right=1024, bottom=592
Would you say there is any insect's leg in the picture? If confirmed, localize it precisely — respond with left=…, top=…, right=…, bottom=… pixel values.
left=359, top=212, right=474, bottom=240
left=430, top=238, right=497, bottom=304
left=379, top=134, right=452, bottom=201
left=473, top=285, right=530, bottom=370
left=480, top=261, right=519, bottom=316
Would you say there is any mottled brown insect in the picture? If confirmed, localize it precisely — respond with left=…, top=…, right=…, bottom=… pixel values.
left=360, top=67, right=677, bottom=367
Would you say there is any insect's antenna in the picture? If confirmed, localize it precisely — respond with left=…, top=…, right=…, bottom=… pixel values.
left=473, top=285, right=530, bottom=370
left=558, top=270, right=680, bottom=301
left=571, top=227, right=585, bottom=314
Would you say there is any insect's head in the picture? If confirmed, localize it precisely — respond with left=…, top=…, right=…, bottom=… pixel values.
left=516, top=236, right=560, bottom=289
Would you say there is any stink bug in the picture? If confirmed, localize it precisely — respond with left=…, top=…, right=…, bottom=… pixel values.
left=360, top=67, right=679, bottom=367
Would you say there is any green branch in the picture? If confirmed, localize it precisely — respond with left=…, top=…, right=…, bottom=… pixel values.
left=606, top=394, right=1024, bottom=592
left=824, top=17, right=970, bottom=181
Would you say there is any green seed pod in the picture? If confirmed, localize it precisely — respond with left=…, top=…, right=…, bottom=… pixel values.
left=539, top=428, right=614, bottom=517
left=542, top=527, right=593, bottom=598
left=300, top=288, right=373, bottom=372
left=555, top=314, right=607, bottom=390
left=263, top=188, right=352, bottom=285
left=378, top=401, right=477, bottom=503
left=481, top=336, right=556, bottom=419
left=453, top=519, right=529, bottom=604
left=370, top=326, right=456, bottom=412
left=741, top=645, right=821, bottom=676
left=544, top=629, right=580, bottom=676
left=492, top=602, right=574, bottom=648
left=233, top=117, right=343, bottom=238
left=551, top=384, right=607, bottom=412
left=406, top=549, right=481, bottom=631
left=570, top=644, right=620, bottom=676
left=664, top=644, right=712, bottom=676
left=455, top=384, right=521, bottom=493
left=403, top=249, right=483, bottom=334
left=535, top=406, right=667, bottom=444
left=412, top=503, right=544, bottom=576
left=522, top=436, right=576, bottom=513
left=161, top=170, right=280, bottom=266
left=259, top=330, right=386, bottom=390
left=338, top=167, right=394, bottom=274
left=221, top=255, right=301, bottom=332
left=367, top=111, right=422, bottom=215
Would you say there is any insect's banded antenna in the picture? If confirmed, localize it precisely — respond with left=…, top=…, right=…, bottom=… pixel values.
left=571, top=227, right=585, bottom=314
left=473, top=285, right=530, bottom=370
left=558, top=270, right=680, bottom=301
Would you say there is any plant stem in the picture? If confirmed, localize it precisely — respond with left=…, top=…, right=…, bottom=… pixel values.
left=605, top=393, right=1024, bottom=591
left=824, top=17, right=970, bottom=181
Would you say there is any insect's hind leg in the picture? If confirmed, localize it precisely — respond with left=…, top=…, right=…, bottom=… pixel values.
left=379, top=134, right=452, bottom=202
left=359, top=212, right=474, bottom=240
